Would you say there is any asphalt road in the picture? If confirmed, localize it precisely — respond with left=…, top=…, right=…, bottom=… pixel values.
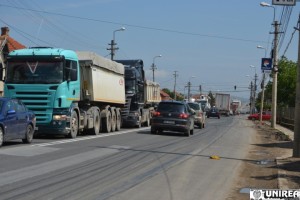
left=0, top=115, right=255, bottom=200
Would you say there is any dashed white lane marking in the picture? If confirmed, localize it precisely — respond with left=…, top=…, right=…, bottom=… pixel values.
left=32, top=127, right=150, bottom=147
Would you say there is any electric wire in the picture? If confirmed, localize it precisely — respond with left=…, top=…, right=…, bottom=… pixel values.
left=0, top=3, right=268, bottom=44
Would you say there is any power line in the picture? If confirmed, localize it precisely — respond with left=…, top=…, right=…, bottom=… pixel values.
left=0, top=3, right=269, bottom=44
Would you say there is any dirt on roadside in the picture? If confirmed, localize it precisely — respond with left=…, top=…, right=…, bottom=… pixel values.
left=226, top=121, right=300, bottom=200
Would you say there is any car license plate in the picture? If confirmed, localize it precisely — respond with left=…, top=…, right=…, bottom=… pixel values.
left=163, top=120, right=175, bottom=124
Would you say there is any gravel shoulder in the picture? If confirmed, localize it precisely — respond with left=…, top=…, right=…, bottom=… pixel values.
left=226, top=120, right=299, bottom=200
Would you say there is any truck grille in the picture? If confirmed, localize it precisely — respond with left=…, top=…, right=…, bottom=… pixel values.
left=11, top=90, right=54, bottom=124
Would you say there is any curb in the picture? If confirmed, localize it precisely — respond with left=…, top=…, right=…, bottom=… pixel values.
left=261, top=121, right=294, bottom=189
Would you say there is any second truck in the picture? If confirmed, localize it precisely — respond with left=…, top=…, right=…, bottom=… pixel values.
left=116, top=60, right=161, bottom=128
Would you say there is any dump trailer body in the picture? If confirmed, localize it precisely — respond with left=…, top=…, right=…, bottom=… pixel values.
left=76, top=51, right=125, bottom=105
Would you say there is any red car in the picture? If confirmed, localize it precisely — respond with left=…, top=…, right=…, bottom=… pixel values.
left=248, top=112, right=272, bottom=121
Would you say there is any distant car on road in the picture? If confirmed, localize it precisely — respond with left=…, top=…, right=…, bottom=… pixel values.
left=207, top=107, right=220, bottom=119
left=188, top=102, right=205, bottom=129
left=151, top=101, right=195, bottom=136
left=248, top=112, right=272, bottom=121
left=0, top=98, right=36, bottom=147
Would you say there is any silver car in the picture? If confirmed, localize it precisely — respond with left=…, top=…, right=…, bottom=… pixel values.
left=188, top=102, right=205, bottom=129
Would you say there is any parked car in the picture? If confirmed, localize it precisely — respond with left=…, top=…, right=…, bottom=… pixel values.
left=207, top=107, right=220, bottom=119
left=188, top=102, right=205, bottom=129
left=151, top=101, right=195, bottom=136
left=0, top=98, right=36, bottom=147
left=248, top=112, right=272, bottom=121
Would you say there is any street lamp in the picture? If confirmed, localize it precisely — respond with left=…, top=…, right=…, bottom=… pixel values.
left=260, top=1, right=278, bottom=128
left=260, top=2, right=275, bottom=21
left=150, top=55, right=162, bottom=82
left=257, top=45, right=267, bottom=57
left=187, top=76, right=196, bottom=102
left=107, top=27, right=125, bottom=60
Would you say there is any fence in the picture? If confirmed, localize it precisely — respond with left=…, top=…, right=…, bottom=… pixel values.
left=277, top=107, right=295, bottom=130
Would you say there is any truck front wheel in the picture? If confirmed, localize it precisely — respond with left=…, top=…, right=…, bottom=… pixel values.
left=68, top=111, right=78, bottom=138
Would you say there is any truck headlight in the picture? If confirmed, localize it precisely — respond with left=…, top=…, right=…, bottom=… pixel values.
left=53, top=115, right=67, bottom=121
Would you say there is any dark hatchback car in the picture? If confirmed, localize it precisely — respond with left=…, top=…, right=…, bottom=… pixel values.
left=0, top=98, right=36, bottom=147
left=151, top=101, right=195, bottom=136
left=207, top=107, right=220, bottom=119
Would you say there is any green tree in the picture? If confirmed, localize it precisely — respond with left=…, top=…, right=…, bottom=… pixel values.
left=162, top=88, right=184, bottom=101
left=256, top=57, right=297, bottom=109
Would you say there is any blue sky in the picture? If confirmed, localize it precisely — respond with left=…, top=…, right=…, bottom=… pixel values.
left=1, top=0, right=299, bottom=100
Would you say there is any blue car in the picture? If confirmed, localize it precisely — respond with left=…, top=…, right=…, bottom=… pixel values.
left=0, top=98, right=36, bottom=147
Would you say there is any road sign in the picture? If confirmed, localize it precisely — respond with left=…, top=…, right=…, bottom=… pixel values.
left=272, top=0, right=296, bottom=6
left=261, top=58, right=273, bottom=71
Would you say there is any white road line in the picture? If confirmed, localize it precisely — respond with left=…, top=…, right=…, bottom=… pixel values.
left=32, top=127, right=150, bottom=147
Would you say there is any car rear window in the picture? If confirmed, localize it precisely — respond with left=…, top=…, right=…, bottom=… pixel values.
left=157, top=102, right=185, bottom=113
left=188, top=103, right=200, bottom=110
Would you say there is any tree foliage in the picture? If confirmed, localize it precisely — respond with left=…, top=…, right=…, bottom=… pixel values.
left=162, top=88, right=184, bottom=101
left=256, top=57, right=297, bottom=109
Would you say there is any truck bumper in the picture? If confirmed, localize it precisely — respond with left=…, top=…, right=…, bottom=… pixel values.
left=122, top=116, right=139, bottom=127
left=35, top=120, right=70, bottom=135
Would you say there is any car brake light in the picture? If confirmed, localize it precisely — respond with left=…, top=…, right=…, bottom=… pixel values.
left=179, top=113, right=188, bottom=119
left=153, top=111, right=161, bottom=117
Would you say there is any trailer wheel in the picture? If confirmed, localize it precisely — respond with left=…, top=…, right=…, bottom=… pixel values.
left=92, top=110, right=100, bottom=135
left=111, top=110, right=116, bottom=132
left=103, top=111, right=112, bottom=133
left=68, top=111, right=78, bottom=138
left=116, top=109, right=121, bottom=131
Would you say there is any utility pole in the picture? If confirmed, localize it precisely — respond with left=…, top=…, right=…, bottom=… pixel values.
left=107, top=39, right=118, bottom=60
left=199, top=85, right=202, bottom=101
left=173, top=71, right=178, bottom=100
left=271, top=21, right=280, bottom=128
left=187, top=81, right=191, bottom=102
left=250, top=81, right=253, bottom=114
left=254, top=73, right=258, bottom=111
left=259, top=73, right=266, bottom=123
left=293, top=16, right=300, bottom=157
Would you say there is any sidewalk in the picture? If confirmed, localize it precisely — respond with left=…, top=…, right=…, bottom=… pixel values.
left=264, top=122, right=299, bottom=189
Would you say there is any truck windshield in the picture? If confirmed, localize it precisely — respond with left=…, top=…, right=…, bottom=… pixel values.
left=6, top=61, right=64, bottom=84
left=125, top=79, right=136, bottom=94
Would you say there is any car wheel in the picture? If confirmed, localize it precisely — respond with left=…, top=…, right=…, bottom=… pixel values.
left=22, top=124, right=34, bottom=144
left=0, top=127, right=3, bottom=147
left=151, top=127, right=156, bottom=134
left=190, top=128, right=194, bottom=135
left=199, top=123, right=203, bottom=129
left=184, top=128, right=190, bottom=137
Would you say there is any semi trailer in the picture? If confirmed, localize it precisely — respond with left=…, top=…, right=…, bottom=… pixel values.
left=2, top=48, right=125, bottom=138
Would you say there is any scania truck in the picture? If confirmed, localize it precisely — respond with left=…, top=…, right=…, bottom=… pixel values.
left=2, top=48, right=125, bottom=138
